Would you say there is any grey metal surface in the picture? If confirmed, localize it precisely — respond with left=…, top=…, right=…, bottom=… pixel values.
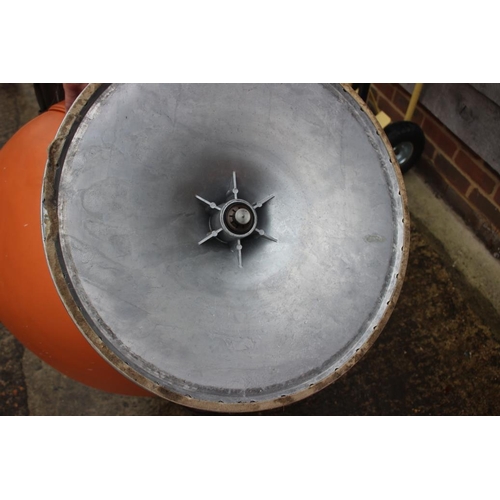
left=46, top=83, right=407, bottom=409
left=196, top=171, right=277, bottom=267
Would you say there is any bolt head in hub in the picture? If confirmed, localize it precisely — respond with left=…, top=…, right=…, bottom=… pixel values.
left=223, top=201, right=257, bottom=236
left=235, top=208, right=251, bottom=225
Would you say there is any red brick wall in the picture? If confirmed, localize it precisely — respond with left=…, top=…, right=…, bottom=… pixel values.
left=370, top=83, right=500, bottom=259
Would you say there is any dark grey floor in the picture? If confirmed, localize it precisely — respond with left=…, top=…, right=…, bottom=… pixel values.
left=1, top=84, right=500, bottom=416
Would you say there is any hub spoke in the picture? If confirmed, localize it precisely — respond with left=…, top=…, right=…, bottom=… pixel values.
left=195, top=195, right=221, bottom=211
left=253, top=194, right=275, bottom=209
left=256, top=228, right=278, bottom=242
left=231, top=171, right=239, bottom=199
left=198, top=228, right=223, bottom=245
left=235, top=239, right=243, bottom=268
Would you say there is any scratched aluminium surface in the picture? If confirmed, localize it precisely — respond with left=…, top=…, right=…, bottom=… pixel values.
left=43, top=84, right=408, bottom=411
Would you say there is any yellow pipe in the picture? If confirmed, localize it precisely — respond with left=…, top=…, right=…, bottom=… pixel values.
left=405, top=83, right=424, bottom=121
left=368, top=87, right=380, bottom=115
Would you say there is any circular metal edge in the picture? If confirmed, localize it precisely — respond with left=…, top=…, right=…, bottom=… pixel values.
left=42, top=83, right=410, bottom=413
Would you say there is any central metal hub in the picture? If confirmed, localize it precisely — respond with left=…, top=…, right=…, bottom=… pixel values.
left=196, top=172, right=277, bottom=268
left=211, top=198, right=258, bottom=242
left=224, top=201, right=256, bottom=235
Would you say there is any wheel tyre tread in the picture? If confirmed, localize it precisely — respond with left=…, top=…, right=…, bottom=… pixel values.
left=384, top=121, right=425, bottom=174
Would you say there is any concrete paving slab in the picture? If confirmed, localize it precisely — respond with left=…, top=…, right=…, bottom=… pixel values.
left=405, top=170, right=500, bottom=315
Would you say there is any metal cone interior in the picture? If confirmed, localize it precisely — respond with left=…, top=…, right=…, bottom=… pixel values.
left=43, top=84, right=409, bottom=412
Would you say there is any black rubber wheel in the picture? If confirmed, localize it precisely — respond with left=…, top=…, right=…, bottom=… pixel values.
left=384, top=121, right=425, bottom=174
